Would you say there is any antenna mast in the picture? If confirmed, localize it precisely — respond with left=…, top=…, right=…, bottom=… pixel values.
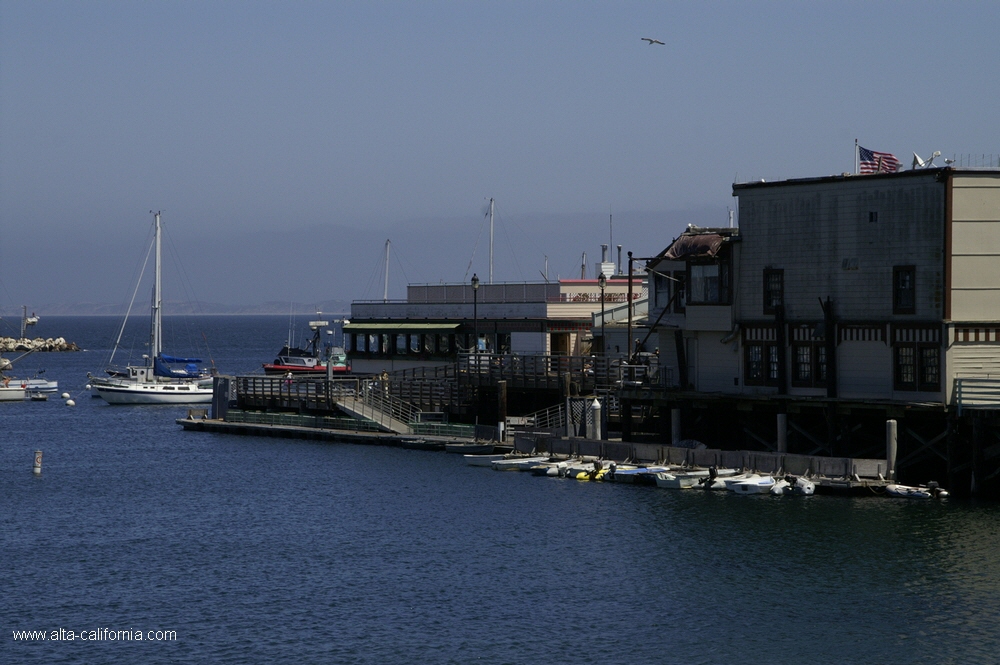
left=488, top=198, right=494, bottom=284
left=383, top=239, right=390, bottom=302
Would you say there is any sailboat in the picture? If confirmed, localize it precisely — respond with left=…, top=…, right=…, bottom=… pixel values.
left=91, top=212, right=214, bottom=405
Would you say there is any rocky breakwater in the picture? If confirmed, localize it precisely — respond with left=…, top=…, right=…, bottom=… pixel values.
left=0, top=336, right=81, bottom=353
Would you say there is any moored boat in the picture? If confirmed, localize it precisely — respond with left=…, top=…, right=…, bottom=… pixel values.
left=655, top=468, right=710, bottom=489
left=885, top=482, right=948, bottom=499
left=91, top=213, right=214, bottom=405
left=1, top=377, right=27, bottom=402
left=400, top=438, right=445, bottom=451
left=490, top=455, right=550, bottom=471
left=730, top=475, right=776, bottom=494
left=263, top=318, right=350, bottom=376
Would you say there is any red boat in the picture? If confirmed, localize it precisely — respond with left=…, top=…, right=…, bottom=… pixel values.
left=262, top=319, right=350, bottom=376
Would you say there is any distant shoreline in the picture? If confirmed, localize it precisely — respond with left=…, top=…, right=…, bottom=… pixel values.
left=0, top=304, right=351, bottom=317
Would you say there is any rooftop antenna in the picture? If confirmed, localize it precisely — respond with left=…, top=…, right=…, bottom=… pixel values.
left=609, top=205, right=613, bottom=255
left=912, top=151, right=941, bottom=169
left=383, top=239, right=390, bottom=302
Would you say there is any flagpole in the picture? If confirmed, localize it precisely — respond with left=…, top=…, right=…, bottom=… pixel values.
left=855, top=139, right=859, bottom=175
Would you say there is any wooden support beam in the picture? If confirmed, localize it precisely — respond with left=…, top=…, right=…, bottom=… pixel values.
left=899, top=427, right=949, bottom=466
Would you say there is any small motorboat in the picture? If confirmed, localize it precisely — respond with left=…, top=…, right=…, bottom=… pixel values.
left=697, top=467, right=741, bottom=490
left=400, top=438, right=445, bottom=452
left=770, top=475, right=815, bottom=496
left=791, top=476, right=816, bottom=496
left=655, top=468, right=710, bottom=489
left=770, top=477, right=791, bottom=495
left=29, top=391, right=49, bottom=401
left=885, top=482, right=949, bottom=499
left=490, top=455, right=550, bottom=471
left=463, top=453, right=506, bottom=467
left=606, top=465, right=673, bottom=484
left=723, top=473, right=761, bottom=491
left=731, top=475, right=776, bottom=494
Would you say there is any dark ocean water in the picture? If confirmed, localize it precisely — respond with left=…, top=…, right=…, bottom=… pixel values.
left=3, top=316, right=1000, bottom=664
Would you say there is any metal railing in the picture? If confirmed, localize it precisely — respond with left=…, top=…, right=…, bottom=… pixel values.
left=953, top=377, right=1000, bottom=414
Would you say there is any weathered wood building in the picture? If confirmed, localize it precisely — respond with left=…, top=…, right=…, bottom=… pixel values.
left=638, top=167, right=1000, bottom=495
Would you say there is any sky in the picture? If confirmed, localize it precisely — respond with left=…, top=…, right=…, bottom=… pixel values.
left=1, top=0, right=997, bottom=313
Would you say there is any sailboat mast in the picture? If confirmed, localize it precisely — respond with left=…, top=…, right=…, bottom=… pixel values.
left=151, top=211, right=162, bottom=363
left=489, top=198, right=494, bottom=284
left=383, top=239, right=390, bottom=302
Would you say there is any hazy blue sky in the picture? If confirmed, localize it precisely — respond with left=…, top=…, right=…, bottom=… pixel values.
left=1, top=0, right=996, bottom=311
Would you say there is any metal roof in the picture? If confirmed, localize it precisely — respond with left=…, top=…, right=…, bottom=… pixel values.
left=343, top=323, right=461, bottom=331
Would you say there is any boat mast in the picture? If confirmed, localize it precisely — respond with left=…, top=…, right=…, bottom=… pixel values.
left=383, top=239, right=390, bottom=302
left=488, top=198, right=494, bottom=284
left=151, top=211, right=162, bottom=363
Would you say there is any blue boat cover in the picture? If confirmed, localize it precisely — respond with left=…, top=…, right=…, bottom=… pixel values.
left=160, top=354, right=203, bottom=363
left=154, top=354, right=203, bottom=378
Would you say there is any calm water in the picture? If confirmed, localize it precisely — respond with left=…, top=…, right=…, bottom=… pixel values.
left=3, top=317, right=1000, bottom=664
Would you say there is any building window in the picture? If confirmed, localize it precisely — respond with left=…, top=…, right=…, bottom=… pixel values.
left=894, top=344, right=940, bottom=392
left=672, top=271, right=686, bottom=313
left=653, top=272, right=672, bottom=310
left=744, top=342, right=779, bottom=387
left=893, top=266, right=915, bottom=314
left=688, top=261, right=730, bottom=305
left=869, top=211, right=878, bottom=224
left=763, top=269, right=784, bottom=315
left=791, top=343, right=827, bottom=388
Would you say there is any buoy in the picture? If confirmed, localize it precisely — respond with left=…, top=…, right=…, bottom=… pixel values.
left=61, top=392, right=70, bottom=399
left=33, top=450, right=42, bottom=475
left=65, top=399, right=76, bottom=407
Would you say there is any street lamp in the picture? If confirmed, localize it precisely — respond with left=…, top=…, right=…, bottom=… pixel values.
left=598, top=272, right=606, bottom=355
left=471, top=273, right=480, bottom=352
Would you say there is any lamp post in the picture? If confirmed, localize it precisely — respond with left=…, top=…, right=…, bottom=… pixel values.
left=471, top=273, right=480, bottom=352
left=598, top=272, right=606, bottom=355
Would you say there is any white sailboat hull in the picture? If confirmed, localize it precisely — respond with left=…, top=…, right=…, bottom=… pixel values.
left=0, top=385, right=27, bottom=401
left=94, top=380, right=212, bottom=405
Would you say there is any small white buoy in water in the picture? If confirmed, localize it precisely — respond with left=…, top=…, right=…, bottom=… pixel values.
left=61, top=392, right=70, bottom=399
left=65, top=399, right=76, bottom=407
left=33, top=450, right=43, bottom=475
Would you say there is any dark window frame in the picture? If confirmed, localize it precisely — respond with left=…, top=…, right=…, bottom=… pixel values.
left=894, top=342, right=940, bottom=392
left=763, top=269, right=784, bottom=315
left=686, top=258, right=731, bottom=306
left=672, top=271, right=686, bottom=313
left=790, top=342, right=827, bottom=388
left=893, top=265, right=916, bottom=315
left=744, top=341, right=780, bottom=387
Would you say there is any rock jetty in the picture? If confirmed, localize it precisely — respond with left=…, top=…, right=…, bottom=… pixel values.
left=0, top=337, right=80, bottom=352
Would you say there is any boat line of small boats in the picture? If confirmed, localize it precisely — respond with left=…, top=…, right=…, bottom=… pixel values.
left=462, top=454, right=950, bottom=499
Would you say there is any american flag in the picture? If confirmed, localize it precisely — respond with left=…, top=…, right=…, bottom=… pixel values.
left=859, top=145, right=900, bottom=174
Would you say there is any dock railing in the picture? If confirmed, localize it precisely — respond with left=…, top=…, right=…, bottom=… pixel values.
left=953, top=377, right=1000, bottom=414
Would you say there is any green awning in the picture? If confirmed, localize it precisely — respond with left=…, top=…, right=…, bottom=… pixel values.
left=343, top=323, right=461, bottom=331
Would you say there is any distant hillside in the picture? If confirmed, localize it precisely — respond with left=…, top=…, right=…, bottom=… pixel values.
left=6, top=301, right=352, bottom=317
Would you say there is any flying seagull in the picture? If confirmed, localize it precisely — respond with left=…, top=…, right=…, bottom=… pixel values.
left=641, top=37, right=665, bottom=45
